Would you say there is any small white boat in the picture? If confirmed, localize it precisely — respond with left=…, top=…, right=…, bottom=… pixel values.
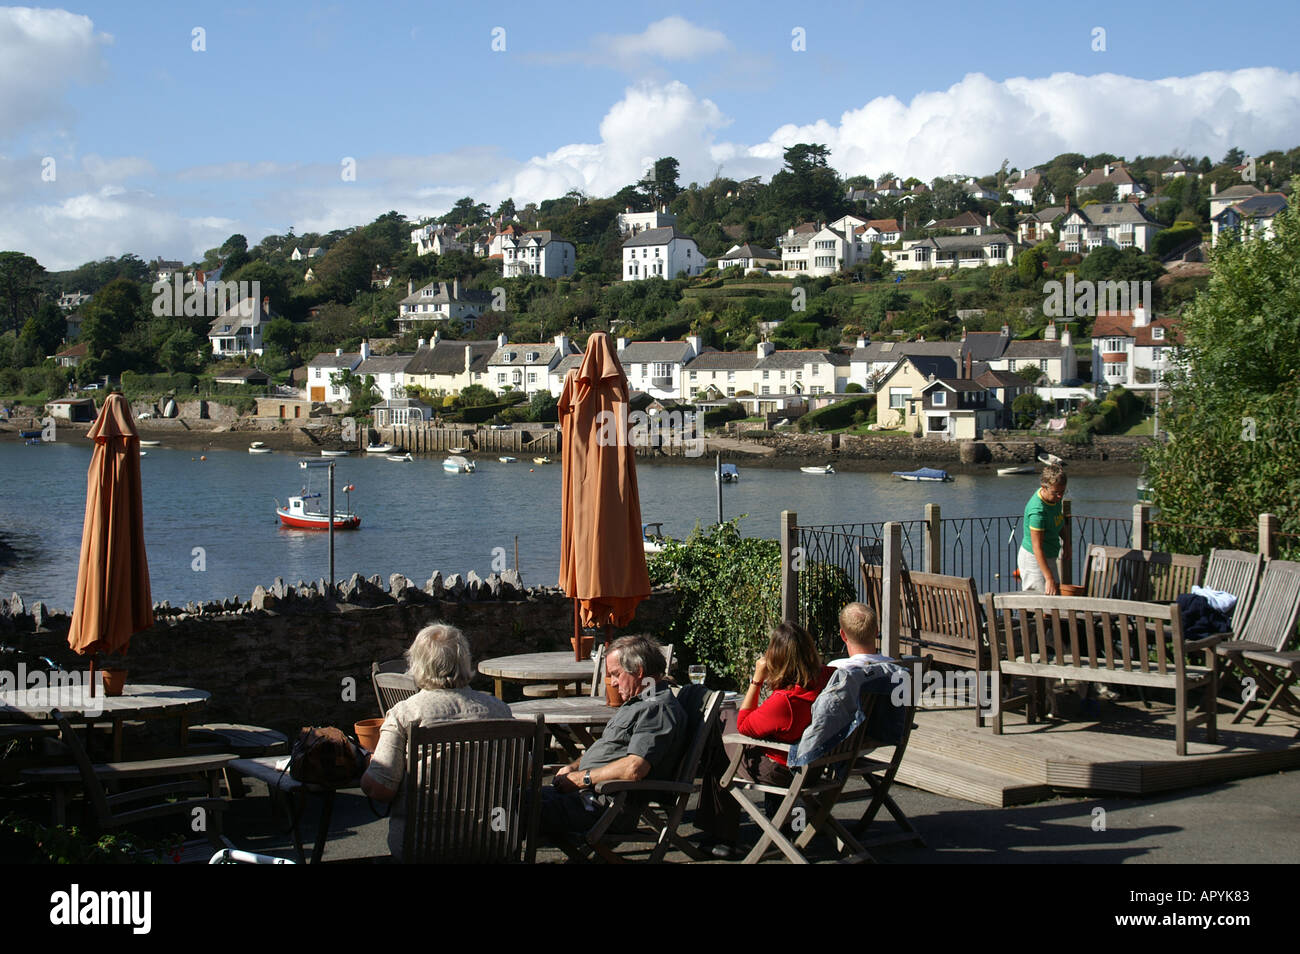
left=387, top=453, right=413, bottom=462
left=443, top=455, right=475, bottom=473
left=498, top=456, right=517, bottom=463
left=997, top=464, right=1036, bottom=476
left=533, top=456, right=552, bottom=465
left=800, top=464, right=835, bottom=475
left=448, top=446, right=469, bottom=454
left=140, top=439, right=161, bottom=447
left=1038, top=453, right=1064, bottom=466
left=892, top=467, right=952, bottom=482
left=321, top=449, right=349, bottom=458
left=139, top=450, right=147, bottom=456
left=365, top=442, right=395, bottom=454
left=249, top=441, right=272, bottom=455
left=716, top=463, right=740, bottom=483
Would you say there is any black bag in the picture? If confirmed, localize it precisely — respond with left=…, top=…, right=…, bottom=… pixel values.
left=289, top=726, right=364, bottom=785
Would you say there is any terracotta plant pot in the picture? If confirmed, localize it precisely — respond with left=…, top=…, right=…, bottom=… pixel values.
left=101, top=669, right=128, bottom=697
left=354, top=718, right=384, bottom=752
left=1060, top=584, right=1085, bottom=597
left=571, top=635, right=595, bottom=658
left=605, top=678, right=623, bottom=708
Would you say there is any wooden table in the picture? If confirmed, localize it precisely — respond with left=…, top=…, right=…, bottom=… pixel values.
left=0, top=683, right=210, bottom=762
left=479, top=652, right=595, bottom=700
left=509, top=696, right=616, bottom=759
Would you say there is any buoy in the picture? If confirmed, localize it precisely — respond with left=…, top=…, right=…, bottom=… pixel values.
left=529, top=468, right=535, bottom=472
left=200, top=455, right=206, bottom=461
left=1012, top=568, right=1021, bottom=580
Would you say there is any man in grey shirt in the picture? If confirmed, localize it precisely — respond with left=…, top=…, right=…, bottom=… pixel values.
left=541, top=634, right=685, bottom=834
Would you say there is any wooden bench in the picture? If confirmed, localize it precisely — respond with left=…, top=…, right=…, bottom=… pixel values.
left=984, top=594, right=1219, bottom=755
left=861, top=555, right=987, bottom=725
left=1081, top=545, right=1204, bottom=603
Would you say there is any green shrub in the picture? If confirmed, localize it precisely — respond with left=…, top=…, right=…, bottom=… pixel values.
left=703, top=402, right=746, bottom=428
left=646, top=520, right=854, bottom=687
left=797, top=395, right=875, bottom=432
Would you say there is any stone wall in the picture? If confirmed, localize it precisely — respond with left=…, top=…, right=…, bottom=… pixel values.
left=1, top=573, right=680, bottom=737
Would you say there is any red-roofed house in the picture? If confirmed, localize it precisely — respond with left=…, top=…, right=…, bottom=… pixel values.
left=1091, top=309, right=1183, bottom=389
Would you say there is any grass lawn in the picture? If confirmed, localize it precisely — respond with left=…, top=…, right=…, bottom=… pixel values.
left=1124, top=415, right=1155, bottom=436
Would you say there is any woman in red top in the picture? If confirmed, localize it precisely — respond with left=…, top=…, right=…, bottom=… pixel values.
left=696, top=622, right=828, bottom=856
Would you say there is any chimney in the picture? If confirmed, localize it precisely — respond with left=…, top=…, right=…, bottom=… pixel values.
left=1210, top=182, right=1217, bottom=196
left=757, top=341, right=775, bottom=359
left=1062, top=323, right=1073, bottom=347
left=1064, top=194, right=1071, bottom=212
left=686, top=334, right=702, bottom=357
left=617, top=337, right=628, bottom=352
left=855, top=336, right=866, bottom=349
left=1000, top=324, right=1010, bottom=338
left=452, top=277, right=460, bottom=298
left=963, top=351, right=972, bottom=379
left=985, top=213, right=992, bottom=227
left=464, top=344, right=473, bottom=373
left=497, top=333, right=508, bottom=348
left=1104, top=163, right=1112, bottom=177
left=554, top=333, right=570, bottom=354
left=1045, top=321, right=1057, bottom=341
left=335, top=348, right=343, bottom=357
left=432, top=329, right=441, bottom=346
left=408, top=279, right=414, bottom=296
left=1133, top=307, right=1149, bottom=328
left=261, top=295, right=270, bottom=316
left=359, top=340, right=371, bottom=360
left=961, top=325, right=967, bottom=341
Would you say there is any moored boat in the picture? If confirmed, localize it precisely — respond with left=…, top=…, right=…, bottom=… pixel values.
left=387, top=453, right=413, bottom=462
left=448, top=446, right=469, bottom=454
left=321, top=449, right=349, bottom=458
left=800, top=464, right=835, bottom=475
left=892, top=467, right=953, bottom=482
left=498, top=456, right=517, bottom=463
left=716, top=463, right=740, bottom=482
left=532, top=456, right=552, bottom=465
left=643, top=522, right=670, bottom=554
left=997, top=464, right=1035, bottom=476
left=18, top=430, right=41, bottom=439
left=276, top=495, right=361, bottom=530
left=443, top=455, right=475, bottom=473
left=249, top=441, right=272, bottom=455
left=1038, top=452, right=1064, bottom=466
left=140, top=439, right=161, bottom=447
left=365, top=442, right=395, bottom=454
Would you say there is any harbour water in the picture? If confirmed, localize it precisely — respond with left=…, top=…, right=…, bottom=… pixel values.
left=0, top=442, right=1140, bottom=611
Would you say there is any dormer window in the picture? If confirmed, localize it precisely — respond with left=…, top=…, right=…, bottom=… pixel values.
left=504, top=351, right=516, bottom=361
left=1152, top=327, right=1165, bottom=340
left=526, top=351, right=539, bottom=362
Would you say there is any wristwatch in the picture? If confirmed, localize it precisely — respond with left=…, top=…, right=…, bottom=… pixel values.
left=583, top=770, right=592, bottom=788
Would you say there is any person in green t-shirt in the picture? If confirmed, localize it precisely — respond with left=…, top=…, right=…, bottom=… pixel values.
left=1018, top=464, right=1070, bottom=594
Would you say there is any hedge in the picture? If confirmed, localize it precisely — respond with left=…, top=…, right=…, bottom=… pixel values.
left=797, top=395, right=875, bottom=432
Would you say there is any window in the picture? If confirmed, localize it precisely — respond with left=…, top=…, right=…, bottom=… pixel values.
left=727, top=371, right=734, bottom=382
left=726, top=387, right=735, bottom=397
left=814, top=256, right=837, bottom=268
left=811, top=386, right=825, bottom=395
left=795, top=370, right=802, bottom=380
left=528, top=372, right=537, bottom=384
left=526, top=352, right=538, bottom=362
left=761, top=386, right=770, bottom=395
left=889, top=387, right=909, bottom=409
left=497, top=373, right=505, bottom=383
left=1039, top=360, right=1049, bottom=373
left=1152, top=327, right=1165, bottom=340
left=933, top=391, right=947, bottom=407
left=653, top=363, right=672, bottom=377
left=689, top=371, right=697, bottom=381
left=762, top=370, right=769, bottom=380
left=1104, top=338, right=1126, bottom=352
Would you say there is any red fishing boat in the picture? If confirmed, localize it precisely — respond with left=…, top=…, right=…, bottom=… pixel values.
left=276, top=477, right=360, bottom=530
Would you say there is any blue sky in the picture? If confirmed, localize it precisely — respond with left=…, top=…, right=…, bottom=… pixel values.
left=2, top=1, right=1298, bottom=268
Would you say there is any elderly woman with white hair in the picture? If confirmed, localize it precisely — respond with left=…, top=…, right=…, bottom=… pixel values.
left=360, top=622, right=511, bottom=860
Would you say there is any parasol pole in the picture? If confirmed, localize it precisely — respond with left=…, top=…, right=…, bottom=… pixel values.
left=573, top=598, right=582, bottom=661
left=716, top=452, right=723, bottom=525
left=328, top=461, right=336, bottom=597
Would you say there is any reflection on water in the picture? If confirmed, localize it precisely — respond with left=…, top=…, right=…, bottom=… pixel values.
left=0, top=442, right=1138, bottom=611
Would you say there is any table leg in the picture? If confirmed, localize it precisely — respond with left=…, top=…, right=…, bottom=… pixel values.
left=112, top=717, right=123, bottom=762
left=179, top=713, right=190, bottom=749
left=312, top=790, right=336, bottom=864
left=494, top=677, right=504, bottom=700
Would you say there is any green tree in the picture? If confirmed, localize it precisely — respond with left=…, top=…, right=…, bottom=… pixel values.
left=1144, top=190, right=1300, bottom=556
left=21, top=302, right=66, bottom=355
left=639, top=157, right=681, bottom=207
left=528, top=389, right=558, bottom=422
left=158, top=329, right=204, bottom=373
left=79, top=278, right=144, bottom=366
left=0, top=252, right=46, bottom=334
left=1017, top=245, right=1046, bottom=284
left=458, top=383, right=496, bottom=407
left=220, top=234, right=248, bottom=256
left=1012, top=392, right=1046, bottom=428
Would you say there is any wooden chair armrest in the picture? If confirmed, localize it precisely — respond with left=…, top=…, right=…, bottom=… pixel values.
left=721, top=733, right=785, bottom=751
left=1185, top=633, right=1230, bottom=653
left=594, top=780, right=694, bottom=796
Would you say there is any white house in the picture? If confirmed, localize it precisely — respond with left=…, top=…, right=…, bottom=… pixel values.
left=718, top=243, right=781, bottom=271
left=1017, top=206, right=1067, bottom=245
left=409, top=224, right=467, bottom=257
left=1211, top=192, right=1287, bottom=246
left=962, top=179, right=1000, bottom=202
left=355, top=351, right=415, bottom=402
left=1075, top=163, right=1146, bottom=200
left=622, top=227, right=704, bottom=281
left=1092, top=309, right=1183, bottom=389
left=861, top=219, right=901, bottom=245
left=1008, top=170, right=1046, bottom=206
left=404, top=333, right=497, bottom=396
left=617, top=208, right=676, bottom=236
left=618, top=336, right=704, bottom=401
left=57, top=291, right=92, bottom=311
left=887, top=234, right=1019, bottom=271
left=208, top=295, right=272, bottom=357
left=289, top=247, right=323, bottom=261
left=307, top=344, right=369, bottom=403
left=487, top=334, right=576, bottom=397
left=753, top=349, right=848, bottom=397
left=154, top=259, right=183, bottom=283
left=924, top=211, right=998, bottom=235
left=682, top=349, right=760, bottom=400
left=1057, top=203, right=1161, bottom=253
left=776, top=224, right=857, bottom=277
left=849, top=339, right=961, bottom=392
left=1162, top=161, right=1189, bottom=179
left=501, top=230, right=575, bottom=278
left=1207, top=182, right=1262, bottom=227
left=397, top=279, right=493, bottom=332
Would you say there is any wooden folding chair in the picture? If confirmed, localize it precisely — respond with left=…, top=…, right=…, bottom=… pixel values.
left=1214, top=560, right=1300, bottom=723
left=23, top=710, right=233, bottom=859
left=1234, top=649, right=1300, bottom=724
left=371, top=660, right=418, bottom=716
left=559, top=684, right=721, bottom=864
left=720, top=693, right=880, bottom=864
left=852, top=656, right=929, bottom=849
left=404, top=715, right=546, bottom=863
left=1203, top=549, right=1265, bottom=632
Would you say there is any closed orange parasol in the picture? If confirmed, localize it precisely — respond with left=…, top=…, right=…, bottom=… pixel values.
left=68, top=393, right=153, bottom=690
left=559, top=332, right=650, bottom=654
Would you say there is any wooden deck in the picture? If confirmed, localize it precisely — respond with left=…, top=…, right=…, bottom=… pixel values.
left=894, top=696, right=1300, bottom=807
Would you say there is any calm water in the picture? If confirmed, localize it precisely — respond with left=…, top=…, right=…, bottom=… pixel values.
left=0, top=442, right=1140, bottom=611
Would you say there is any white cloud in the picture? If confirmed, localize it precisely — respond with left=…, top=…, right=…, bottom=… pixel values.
left=0, top=7, right=111, bottom=139
left=760, top=68, right=1300, bottom=181
left=602, top=17, right=729, bottom=61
